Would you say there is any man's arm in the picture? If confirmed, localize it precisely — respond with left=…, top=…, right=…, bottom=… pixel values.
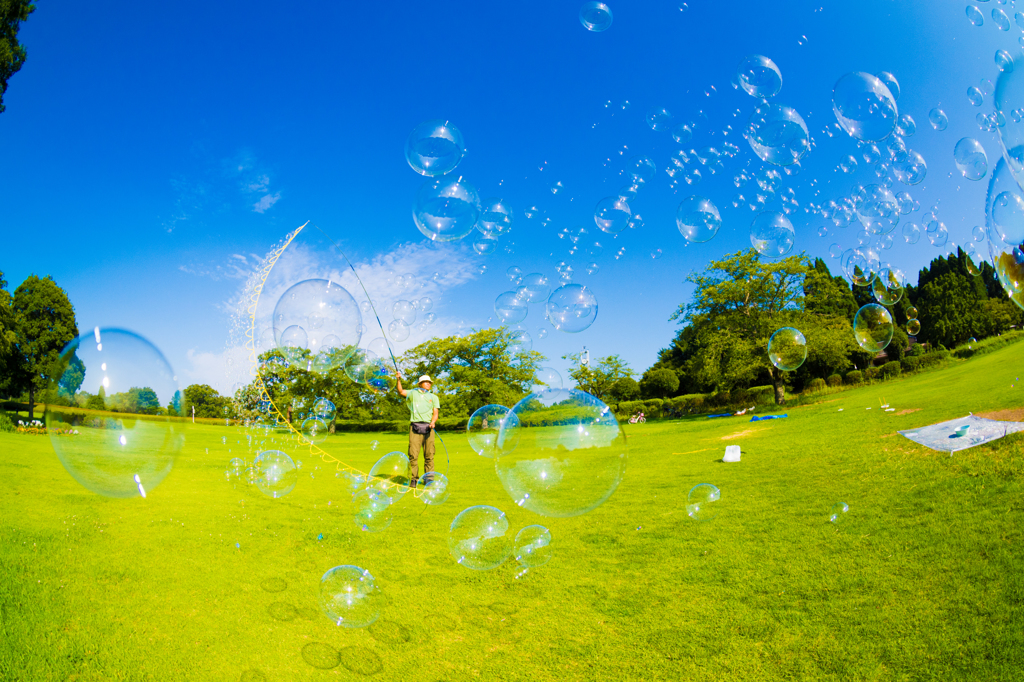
left=430, top=406, right=439, bottom=429
left=396, top=375, right=407, bottom=398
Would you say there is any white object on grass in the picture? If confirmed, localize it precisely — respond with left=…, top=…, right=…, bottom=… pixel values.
left=723, top=445, right=741, bottom=462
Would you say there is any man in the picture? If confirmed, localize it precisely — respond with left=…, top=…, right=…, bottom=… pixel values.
left=396, top=374, right=439, bottom=488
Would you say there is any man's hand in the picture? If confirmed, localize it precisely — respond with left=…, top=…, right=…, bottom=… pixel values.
left=429, top=421, right=436, bottom=430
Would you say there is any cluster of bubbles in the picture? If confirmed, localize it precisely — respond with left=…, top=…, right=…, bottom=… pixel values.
left=447, top=505, right=554, bottom=577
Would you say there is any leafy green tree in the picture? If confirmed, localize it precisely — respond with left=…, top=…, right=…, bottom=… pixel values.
left=181, top=384, right=230, bottom=419
left=12, top=275, right=79, bottom=417
left=0, top=270, right=19, bottom=396
left=804, top=258, right=859, bottom=320
left=916, top=272, right=985, bottom=349
left=57, top=355, right=85, bottom=397
left=562, top=353, right=634, bottom=400
left=0, top=1, right=33, bottom=113
left=86, top=387, right=106, bottom=411
left=608, top=376, right=641, bottom=402
left=400, top=328, right=542, bottom=417
left=640, top=368, right=679, bottom=399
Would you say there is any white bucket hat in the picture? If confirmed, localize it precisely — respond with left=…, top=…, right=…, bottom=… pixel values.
left=417, top=375, right=433, bottom=385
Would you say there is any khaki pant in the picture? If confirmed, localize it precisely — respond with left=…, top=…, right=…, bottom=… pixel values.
left=408, top=424, right=435, bottom=483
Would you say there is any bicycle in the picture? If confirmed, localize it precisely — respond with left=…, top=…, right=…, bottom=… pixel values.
left=628, top=411, right=646, bottom=424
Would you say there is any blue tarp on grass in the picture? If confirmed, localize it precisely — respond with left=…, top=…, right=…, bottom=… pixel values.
left=898, top=415, right=1024, bottom=453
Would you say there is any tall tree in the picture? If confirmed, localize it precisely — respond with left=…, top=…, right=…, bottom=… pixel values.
left=12, top=275, right=78, bottom=417
left=180, top=384, right=230, bottom=419
left=562, top=352, right=634, bottom=401
left=0, top=1, right=34, bottom=113
left=0, top=270, right=19, bottom=396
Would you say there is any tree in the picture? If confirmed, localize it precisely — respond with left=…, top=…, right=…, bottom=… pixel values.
left=181, top=384, right=230, bottom=419
left=400, top=328, right=543, bottom=417
left=673, top=250, right=808, bottom=405
left=916, top=272, right=985, bottom=349
left=0, top=270, right=19, bottom=396
left=562, top=353, right=634, bottom=400
left=640, top=368, right=679, bottom=399
left=804, top=258, right=858, bottom=320
left=608, top=376, right=641, bottom=402
left=12, top=275, right=79, bottom=418
left=0, top=1, right=34, bottom=113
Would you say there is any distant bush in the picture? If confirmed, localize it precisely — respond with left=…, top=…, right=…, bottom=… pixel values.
left=748, top=386, right=775, bottom=405
left=845, top=370, right=864, bottom=385
left=827, top=375, right=843, bottom=387
left=864, top=367, right=880, bottom=381
left=807, top=378, right=827, bottom=393
left=0, top=413, right=14, bottom=433
left=708, top=391, right=731, bottom=408
left=687, top=395, right=705, bottom=413
left=642, top=399, right=664, bottom=419
left=901, top=357, right=920, bottom=372
left=920, top=350, right=951, bottom=368
left=615, top=400, right=644, bottom=418
left=730, top=387, right=750, bottom=405
left=880, top=361, right=902, bottom=379
left=953, top=347, right=976, bottom=359
left=908, top=344, right=924, bottom=357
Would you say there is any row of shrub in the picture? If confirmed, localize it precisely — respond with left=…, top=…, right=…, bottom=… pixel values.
left=613, top=385, right=777, bottom=420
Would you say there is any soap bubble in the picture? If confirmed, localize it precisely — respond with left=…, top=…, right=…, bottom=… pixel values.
left=954, top=138, right=988, bottom=181
left=907, top=306, right=919, bottom=319
left=392, top=300, right=416, bottom=324
left=906, top=319, right=921, bottom=335
left=745, top=103, right=809, bottom=166
left=672, top=123, right=693, bottom=145
left=675, top=195, right=722, bottom=243
left=319, top=565, right=382, bottom=628
left=467, top=404, right=520, bottom=458
left=855, top=184, right=900, bottom=234
left=353, top=489, right=392, bottom=532
left=828, top=502, right=849, bottom=524
left=495, top=389, right=626, bottom=517
left=508, top=330, right=532, bottom=355
left=226, top=457, right=246, bottom=485
left=253, top=450, right=298, bottom=499
left=892, top=149, right=927, bottom=185
left=521, top=273, right=551, bottom=303
left=967, top=86, right=984, bottom=107
left=594, top=196, right=631, bottom=234
left=997, top=49, right=1015, bottom=73
left=871, top=267, right=905, bottom=305
left=300, top=418, right=329, bottom=445
left=736, top=55, right=782, bottom=98
left=273, top=279, right=361, bottom=372
left=988, top=239, right=1024, bottom=312
left=478, top=198, right=514, bottom=237
left=896, top=113, right=916, bottom=137
left=927, top=221, right=949, bottom=247
left=928, top=108, right=948, bottom=131
left=405, top=120, right=464, bottom=177
left=532, top=367, right=563, bottom=393
left=686, top=483, right=721, bottom=521
left=343, top=349, right=376, bottom=385
left=514, top=525, right=553, bottom=569
left=750, top=211, right=795, bottom=257
left=367, top=451, right=411, bottom=501
left=388, top=319, right=410, bottom=342
left=472, top=236, right=498, bottom=255
left=495, top=291, right=528, bottom=324
left=993, top=8, right=1011, bottom=31
left=875, top=71, right=900, bottom=100
left=767, top=327, right=807, bottom=371
left=832, top=72, right=898, bottom=142
left=646, top=107, right=673, bottom=131
left=47, top=329, right=183, bottom=498
left=966, top=4, right=984, bottom=26
left=986, top=158, right=1024, bottom=247
left=579, top=1, right=612, bottom=32
left=413, top=176, right=481, bottom=242
left=627, top=155, right=657, bottom=184
left=964, top=242, right=984, bottom=275
left=902, top=222, right=921, bottom=244
left=853, top=303, right=894, bottom=351
left=895, top=191, right=915, bottom=215
left=418, top=472, right=450, bottom=505
left=448, top=505, right=512, bottom=570
left=312, top=397, right=336, bottom=421
left=545, top=284, right=599, bottom=333
left=506, top=266, right=523, bottom=284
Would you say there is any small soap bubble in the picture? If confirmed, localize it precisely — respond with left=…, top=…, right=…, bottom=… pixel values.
left=907, top=319, right=921, bottom=336
left=997, top=50, right=1015, bottom=74
left=579, top=1, right=613, bottom=32
left=875, top=71, right=900, bottom=100
left=928, top=108, right=948, bottom=131
left=993, top=7, right=1011, bottom=31
left=736, top=55, right=783, bottom=98
left=854, top=303, right=894, bottom=352
left=646, top=107, right=673, bottom=131
left=750, top=211, right=795, bottom=257
left=405, top=120, right=464, bottom=177
left=676, top=195, right=722, bottom=243
left=967, top=86, right=984, bottom=107
left=954, top=137, right=988, bottom=181
left=966, top=4, right=984, bottom=26
left=832, top=72, right=898, bottom=142
left=448, top=505, right=512, bottom=570
left=319, top=565, right=382, bottom=628
left=768, top=327, right=807, bottom=371
left=514, top=525, right=553, bottom=569
left=686, top=484, right=721, bottom=521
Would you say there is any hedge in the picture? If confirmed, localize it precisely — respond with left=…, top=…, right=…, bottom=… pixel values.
left=845, top=370, right=864, bottom=385
left=880, top=361, right=902, bottom=379
left=807, top=377, right=827, bottom=393
left=827, top=375, right=843, bottom=387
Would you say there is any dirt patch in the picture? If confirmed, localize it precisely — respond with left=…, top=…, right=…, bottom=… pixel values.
left=722, top=429, right=758, bottom=440
left=880, top=433, right=896, bottom=438
left=977, top=407, right=1024, bottom=422
left=896, top=408, right=921, bottom=416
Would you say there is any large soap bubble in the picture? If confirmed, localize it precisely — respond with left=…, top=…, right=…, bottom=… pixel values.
left=419, top=472, right=450, bottom=505
left=687, top=483, right=720, bottom=521
left=832, top=72, right=898, bottom=142
left=986, top=157, right=1024, bottom=247
left=477, top=198, right=514, bottom=237
left=467, top=404, right=520, bottom=458
left=253, top=450, right=298, bottom=499
left=273, top=279, right=362, bottom=373
left=495, top=291, right=528, bottom=324
left=495, top=389, right=626, bottom=517
left=448, top=505, right=512, bottom=570
left=953, top=137, right=988, bottom=181
left=593, top=196, right=631, bottom=234
left=750, top=211, right=795, bottom=257
left=367, top=451, right=411, bottom=501
left=319, top=565, right=382, bottom=628
left=413, top=176, right=481, bottom=242
left=676, top=196, right=722, bottom=243
left=853, top=303, right=894, bottom=351
left=994, top=54, right=1024, bottom=190
left=745, top=104, right=809, bottom=166
left=521, top=273, right=551, bottom=303
left=767, top=327, right=807, bottom=371
left=405, top=120, right=464, bottom=177
left=579, top=1, right=613, bottom=32
left=871, top=268, right=905, bottom=305
left=514, top=525, right=553, bottom=569
left=46, top=328, right=183, bottom=498
left=736, top=55, right=782, bottom=98
left=353, top=489, right=392, bottom=532
left=545, top=284, right=598, bottom=333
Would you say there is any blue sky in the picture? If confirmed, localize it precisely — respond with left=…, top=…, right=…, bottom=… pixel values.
left=1, top=0, right=1018, bottom=395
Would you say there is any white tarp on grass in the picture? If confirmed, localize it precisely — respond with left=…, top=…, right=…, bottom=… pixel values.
left=898, top=415, right=1024, bottom=453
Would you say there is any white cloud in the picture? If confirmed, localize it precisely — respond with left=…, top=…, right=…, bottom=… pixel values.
left=253, top=192, right=281, bottom=214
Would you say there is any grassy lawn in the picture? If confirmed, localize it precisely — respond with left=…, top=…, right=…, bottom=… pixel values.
left=1, top=342, right=1023, bottom=681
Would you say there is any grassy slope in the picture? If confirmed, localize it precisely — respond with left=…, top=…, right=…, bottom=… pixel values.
left=0, top=343, right=1022, bottom=681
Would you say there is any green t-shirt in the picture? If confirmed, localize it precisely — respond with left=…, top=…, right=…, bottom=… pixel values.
left=406, top=388, right=440, bottom=423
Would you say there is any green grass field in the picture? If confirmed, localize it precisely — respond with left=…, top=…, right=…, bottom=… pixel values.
left=2, top=343, right=1023, bottom=681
